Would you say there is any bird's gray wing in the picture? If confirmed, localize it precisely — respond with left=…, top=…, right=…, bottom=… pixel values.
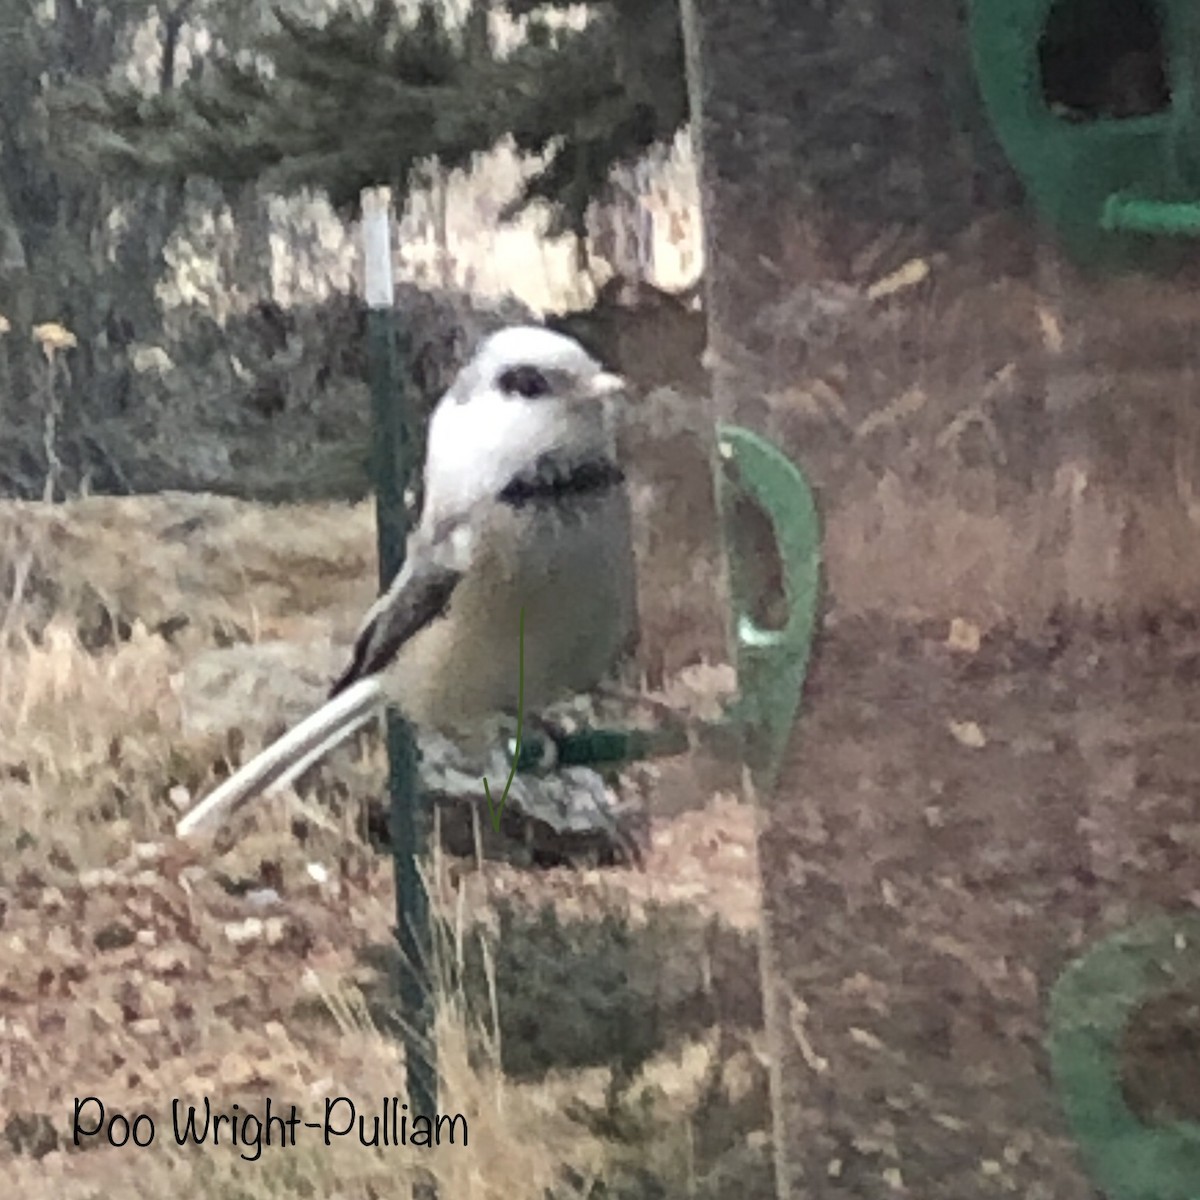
left=329, top=523, right=466, bottom=697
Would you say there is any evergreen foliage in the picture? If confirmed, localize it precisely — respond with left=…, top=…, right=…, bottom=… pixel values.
left=58, top=0, right=688, bottom=236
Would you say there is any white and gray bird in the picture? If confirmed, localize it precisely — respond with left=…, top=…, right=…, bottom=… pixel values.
left=176, top=325, right=638, bottom=838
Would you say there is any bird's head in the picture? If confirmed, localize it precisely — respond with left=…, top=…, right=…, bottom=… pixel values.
left=423, top=325, right=628, bottom=524
left=452, top=324, right=626, bottom=408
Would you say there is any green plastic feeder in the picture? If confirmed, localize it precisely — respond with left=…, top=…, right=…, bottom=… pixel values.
left=968, top=0, right=1200, bottom=263
left=538, top=426, right=821, bottom=794
left=1049, top=916, right=1200, bottom=1200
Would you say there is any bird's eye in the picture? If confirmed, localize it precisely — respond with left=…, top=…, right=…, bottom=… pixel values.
left=498, top=365, right=551, bottom=398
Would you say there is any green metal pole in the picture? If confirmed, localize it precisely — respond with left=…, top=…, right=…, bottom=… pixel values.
left=361, top=190, right=436, bottom=1132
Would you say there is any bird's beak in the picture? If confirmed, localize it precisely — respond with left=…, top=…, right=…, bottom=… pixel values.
left=589, top=371, right=627, bottom=399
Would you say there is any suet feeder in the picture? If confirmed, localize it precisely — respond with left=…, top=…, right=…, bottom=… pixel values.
left=968, top=0, right=1200, bottom=263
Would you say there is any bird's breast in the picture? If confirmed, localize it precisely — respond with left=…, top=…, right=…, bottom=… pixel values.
left=388, top=485, right=636, bottom=739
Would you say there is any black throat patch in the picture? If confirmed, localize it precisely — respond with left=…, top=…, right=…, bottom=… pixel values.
left=499, top=456, right=625, bottom=508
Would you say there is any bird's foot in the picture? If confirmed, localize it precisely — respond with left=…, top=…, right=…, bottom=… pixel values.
left=505, top=715, right=566, bottom=773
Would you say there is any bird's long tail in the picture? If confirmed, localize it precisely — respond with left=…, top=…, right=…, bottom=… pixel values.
left=175, top=676, right=384, bottom=838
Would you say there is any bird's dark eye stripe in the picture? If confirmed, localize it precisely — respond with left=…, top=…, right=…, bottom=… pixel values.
left=498, top=365, right=551, bottom=398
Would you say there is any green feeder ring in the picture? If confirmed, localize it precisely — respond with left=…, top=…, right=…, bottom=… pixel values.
left=546, top=425, right=821, bottom=794
left=1049, top=916, right=1200, bottom=1200
left=968, top=0, right=1200, bottom=265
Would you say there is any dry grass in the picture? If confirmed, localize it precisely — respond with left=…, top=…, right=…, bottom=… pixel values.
left=0, top=494, right=379, bottom=650
left=0, top=490, right=773, bottom=1199
left=0, top=611, right=600, bottom=1197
